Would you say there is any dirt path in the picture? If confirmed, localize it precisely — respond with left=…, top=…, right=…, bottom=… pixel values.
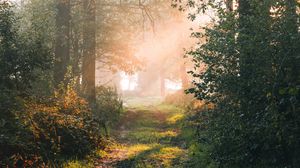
left=96, top=104, right=188, bottom=168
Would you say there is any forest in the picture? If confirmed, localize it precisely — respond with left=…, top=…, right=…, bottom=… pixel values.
left=0, top=0, right=299, bottom=167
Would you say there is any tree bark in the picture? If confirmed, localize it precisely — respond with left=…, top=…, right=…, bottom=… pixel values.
left=82, top=0, right=96, bottom=104
left=54, top=0, right=70, bottom=87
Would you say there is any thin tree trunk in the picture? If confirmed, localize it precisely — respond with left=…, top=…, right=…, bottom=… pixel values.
left=72, top=29, right=81, bottom=89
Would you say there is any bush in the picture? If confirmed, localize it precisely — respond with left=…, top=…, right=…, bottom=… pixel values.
left=0, top=83, right=104, bottom=167
left=94, top=86, right=123, bottom=135
left=0, top=2, right=108, bottom=167
left=184, top=0, right=300, bottom=167
left=0, top=89, right=40, bottom=167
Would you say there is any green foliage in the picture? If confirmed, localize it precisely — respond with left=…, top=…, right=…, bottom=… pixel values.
left=180, top=0, right=300, bottom=167
left=0, top=2, right=52, bottom=166
left=0, top=3, right=103, bottom=166
left=94, top=86, right=123, bottom=128
left=0, top=1, right=51, bottom=91
left=0, top=90, right=37, bottom=167
left=28, top=84, right=102, bottom=157
left=1, top=82, right=104, bottom=166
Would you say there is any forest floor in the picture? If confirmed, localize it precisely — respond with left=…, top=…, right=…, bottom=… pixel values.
left=95, top=100, right=189, bottom=168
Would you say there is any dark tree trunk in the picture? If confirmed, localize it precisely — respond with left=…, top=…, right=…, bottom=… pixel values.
left=54, top=0, right=70, bottom=87
left=82, top=0, right=96, bottom=104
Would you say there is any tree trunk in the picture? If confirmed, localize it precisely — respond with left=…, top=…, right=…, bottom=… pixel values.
left=72, top=28, right=81, bottom=90
left=54, top=0, right=70, bottom=87
left=82, top=0, right=96, bottom=104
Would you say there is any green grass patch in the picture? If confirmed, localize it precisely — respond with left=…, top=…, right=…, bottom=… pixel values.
left=126, top=127, right=178, bottom=143
left=156, top=103, right=185, bottom=114
left=63, top=160, right=94, bottom=168
left=115, top=144, right=187, bottom=168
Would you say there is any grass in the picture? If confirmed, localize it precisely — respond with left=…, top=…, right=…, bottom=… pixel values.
left=123, top=96, right=162, bottom=107
left=63, top=160, right=94, bottom=168
left=167, top=113, right=185, bottom=125
left=62, top=100, right=189, bottom=168
left=109, top=103, right=188, bottom=167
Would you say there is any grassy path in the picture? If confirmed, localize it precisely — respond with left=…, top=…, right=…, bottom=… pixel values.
left=96, top=104, right=188, bottom=168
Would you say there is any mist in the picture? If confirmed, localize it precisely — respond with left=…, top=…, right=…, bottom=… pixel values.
left=95, top=5, right=200, bottom=99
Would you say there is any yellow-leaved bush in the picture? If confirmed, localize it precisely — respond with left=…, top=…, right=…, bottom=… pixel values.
left=14, top=84, right=103, bottom=166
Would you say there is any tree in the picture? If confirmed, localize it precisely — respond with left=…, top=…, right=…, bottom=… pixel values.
left=54, top=0, right=71, bottom=87
left=181, top=0, right=300, bottom=167
left=82, top=0, right=96, bottom=103
left=0, top=2, right=52, bottom=164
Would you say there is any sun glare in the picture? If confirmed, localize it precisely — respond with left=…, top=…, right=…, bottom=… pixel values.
left=120, top=72, right=138, bottom=91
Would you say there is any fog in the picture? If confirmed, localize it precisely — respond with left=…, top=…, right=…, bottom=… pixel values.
left=96, top=5, right=204, bottom=98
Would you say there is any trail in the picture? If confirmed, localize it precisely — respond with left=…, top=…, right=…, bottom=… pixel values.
left=95, top=103, right=188, bottom=168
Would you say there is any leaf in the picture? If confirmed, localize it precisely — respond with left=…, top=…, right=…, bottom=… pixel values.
left=279, top=88, right=286, bottom=95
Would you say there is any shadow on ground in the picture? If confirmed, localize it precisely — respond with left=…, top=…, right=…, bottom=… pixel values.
left=97, top=104, right=188, bottom=168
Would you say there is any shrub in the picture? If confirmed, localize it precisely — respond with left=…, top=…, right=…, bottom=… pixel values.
left=94, top=86, right=123, bottom=135
left=0, top=83, right=104, bottom=166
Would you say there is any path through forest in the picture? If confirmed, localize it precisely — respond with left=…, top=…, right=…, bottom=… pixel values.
left=95, top=101, right=188, bottom=168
